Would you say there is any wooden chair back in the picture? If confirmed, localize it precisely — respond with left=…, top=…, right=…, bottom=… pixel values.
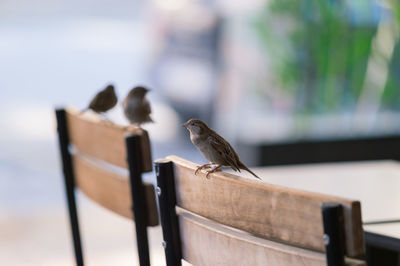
left=155, top=156, right=365, bottom=266
left=55, top=108, right=158, bottom=266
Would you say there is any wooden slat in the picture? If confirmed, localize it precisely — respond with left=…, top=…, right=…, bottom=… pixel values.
left=73, top=154, right=158, bottom=226
left=66, top=108, right=152, bottom=172
left=178, top=209, right=365, bottom=266
left=163, top=155, right=364, bottom=257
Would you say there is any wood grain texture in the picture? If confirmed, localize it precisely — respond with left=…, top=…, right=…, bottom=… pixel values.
left=249, top=161, right=400, bottom=223
left=178, top=209, right=365, bottom=266
left=73, top=154, right=158, bottom=226
left=66, top=108, right=152, bottom=172
left=163, top=155, right=364, bottom=257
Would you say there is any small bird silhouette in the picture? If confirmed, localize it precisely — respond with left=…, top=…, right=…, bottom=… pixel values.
left=81, top=84, right=118, bottom=114
left=183, top=119, right=261, bottom=179
left=122, top=86, right=153, bottom=127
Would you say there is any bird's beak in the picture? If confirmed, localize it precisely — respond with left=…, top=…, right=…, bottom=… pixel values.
left=182, top=122, right=188, bottom=129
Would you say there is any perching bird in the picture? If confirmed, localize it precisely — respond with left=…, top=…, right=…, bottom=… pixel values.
left=122, top=86, right=153, bottom=127
left=183, top=119, right=261, bottom=179
left=82, top=84, right=118, bottom=114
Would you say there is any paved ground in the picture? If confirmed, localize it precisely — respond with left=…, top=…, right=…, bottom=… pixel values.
left=1, top=195, right=166, bottom=266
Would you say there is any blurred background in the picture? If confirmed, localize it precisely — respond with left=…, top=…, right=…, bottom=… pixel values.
left=1, top=0, right=400, bottom=265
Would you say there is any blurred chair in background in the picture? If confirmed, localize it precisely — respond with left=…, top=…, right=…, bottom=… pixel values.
left=155, top=156, right=365, bottom=266
left=55, top=108, right=158, bottom=266
left=149, top=2, right=223, bottom=124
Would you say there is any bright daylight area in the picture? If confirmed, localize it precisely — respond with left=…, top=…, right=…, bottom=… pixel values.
left=1, top=0, right=400, bottom=265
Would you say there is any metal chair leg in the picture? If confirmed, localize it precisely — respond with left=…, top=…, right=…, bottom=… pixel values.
left=56, top=109, right=84, bottom=266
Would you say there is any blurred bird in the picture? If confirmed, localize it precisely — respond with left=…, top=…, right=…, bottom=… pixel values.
left=122, top=86, right=153, bottom=127
left=183, top=119, right=261, bottom=179
left=81, top=84, right=118, bottom=115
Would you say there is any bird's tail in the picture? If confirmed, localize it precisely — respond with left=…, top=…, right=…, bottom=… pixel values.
left=239, top=163, right=261, bottom=180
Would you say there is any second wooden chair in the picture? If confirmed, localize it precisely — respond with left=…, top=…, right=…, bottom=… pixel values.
left=55, top=108, right=158, bottom=266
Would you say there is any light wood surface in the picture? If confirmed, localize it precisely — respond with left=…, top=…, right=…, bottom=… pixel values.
left=73, top=153, right=158, bottom=226
left=177, top=208, right=365, bottom=266
left=66, top=108, right=152, bottom=172
left=364, top=223, right=400, bottom=239
left=241, top=161, right=400, bottom=223
left=164, top=155, right=364, bottom=257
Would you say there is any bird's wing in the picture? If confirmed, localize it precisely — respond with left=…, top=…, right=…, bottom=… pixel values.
left=89, top=91, right=106, bottom=109
left=143, top=99, right=152, bottom=115
left=208, top=132, right=241, bottom=171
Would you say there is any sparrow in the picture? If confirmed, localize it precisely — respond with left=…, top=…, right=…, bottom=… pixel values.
left=122, top=86, right=153, bottom=127
left=81, top=84, right=118, bottom=114
left=183, top=119, right=261, bottom=179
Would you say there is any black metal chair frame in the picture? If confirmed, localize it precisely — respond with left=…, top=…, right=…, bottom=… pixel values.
left=155, top=160, right=349, bottom=266
left=55, top=109, right=151, bottom=266
left=242, top=135, right=400, bottom=166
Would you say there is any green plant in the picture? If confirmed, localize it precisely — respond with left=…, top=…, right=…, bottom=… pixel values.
left=253, top=0, right=390, bottom=113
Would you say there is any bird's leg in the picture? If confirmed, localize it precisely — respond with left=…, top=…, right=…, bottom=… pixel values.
left=206, top=164, right=222, bottom=178
left=195, top=163, right=213, bottom=175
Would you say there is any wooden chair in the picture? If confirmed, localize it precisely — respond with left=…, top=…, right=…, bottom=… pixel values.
left=55, top=108, right=158, bottom=266
left=155, top=156, right=366, bottom=266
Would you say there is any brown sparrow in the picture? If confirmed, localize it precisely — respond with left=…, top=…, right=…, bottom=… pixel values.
left=122, top=86, right=153, bottom=127
left=183, top=119, right=261, bottom=179
left=82, top=84, right=118, bottom=114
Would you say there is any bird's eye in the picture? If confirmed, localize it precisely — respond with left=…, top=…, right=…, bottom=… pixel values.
left=191, top=123, right=195, bottom=126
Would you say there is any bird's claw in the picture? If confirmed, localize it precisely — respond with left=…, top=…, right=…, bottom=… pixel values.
left=195, top=167, right=200, bottom=175
left=195, top=164, right=221, bottom=178
left=205, top=171, right=212, bottom=179
left=195, top=163, right=212, bottom=176
left=205, top=165, right=222, bottom=179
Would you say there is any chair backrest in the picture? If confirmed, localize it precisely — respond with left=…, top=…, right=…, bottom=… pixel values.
left=239, top=135, right=400, bottom=166
left=72, top=153, right=157, bottom=224
left=155, top=155, right=365, bottom=266
left=56, top=108, right=158, bottom=266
